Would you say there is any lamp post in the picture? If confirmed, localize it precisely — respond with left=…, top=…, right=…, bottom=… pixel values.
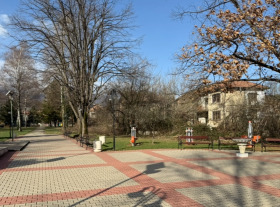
left=6, top=91, right=14, bottom=142
left=109, top=89, right=117, bottom=151
left=24, top=98, right=27, bottom=128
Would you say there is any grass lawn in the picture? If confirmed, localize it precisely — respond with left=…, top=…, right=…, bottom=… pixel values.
left=100, top=137, right=215, bottom=151
left=42, top=127, right=280, bottom=152
left=0, top=127, right=37, bottom=142
left=100, top=137, right=177, bottom=151
left=100, top=138, right=276, bottom=152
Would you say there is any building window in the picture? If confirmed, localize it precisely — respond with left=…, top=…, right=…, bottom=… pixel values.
left=204, top=98, right=208, bottom=105
left=213, top=111, right=221, bottom=121
left=248, top=93, right=257, bottom=104
left=212, top=93, right=220, bottom=103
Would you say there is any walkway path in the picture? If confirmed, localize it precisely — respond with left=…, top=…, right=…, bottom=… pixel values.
left=0, top=128, right=280, bottom=206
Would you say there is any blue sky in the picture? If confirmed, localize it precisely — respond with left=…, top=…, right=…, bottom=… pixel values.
left=125, top=0, right=195, bottom=77
left=0, top=0, right=196, bottom=78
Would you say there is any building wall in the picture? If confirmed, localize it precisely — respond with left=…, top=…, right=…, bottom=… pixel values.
left=199, top=90, right=265, bottom=127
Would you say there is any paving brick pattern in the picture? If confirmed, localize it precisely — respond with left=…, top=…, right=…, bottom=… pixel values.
left=131, top=162, right=218, bottom=183
left=7, top=153, right=106, bottom=169
left=259, top=179, right=280, bottom=189
left=177, top=184, right=280, bottom=207
left=0, top=128, right=280, bottom=206
left=109, top=151, right=163, bottom=162
left=154, top=150, right=234, bottom=159
left=190, top=159, right=280, bottom=177
left=2, top=192, right=172, bottom=207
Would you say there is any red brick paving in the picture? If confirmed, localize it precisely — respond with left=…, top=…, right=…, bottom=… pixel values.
left=0, top=131, right=280, bottom=206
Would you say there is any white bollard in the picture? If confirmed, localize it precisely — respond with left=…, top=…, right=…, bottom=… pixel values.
left=99, top=136, right=106, bottom=145
left=93, top=140, right=102, bottom=152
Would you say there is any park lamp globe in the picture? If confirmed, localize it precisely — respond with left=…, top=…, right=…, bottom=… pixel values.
left=6, top=90, right=14, bottom=100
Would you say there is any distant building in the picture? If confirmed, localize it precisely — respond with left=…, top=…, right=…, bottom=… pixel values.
left=177, top=81, right=268, bottom=127
left=89, top=105, right=102, bottom=119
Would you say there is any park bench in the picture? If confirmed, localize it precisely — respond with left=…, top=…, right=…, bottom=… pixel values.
left=178, top=136, right=213, bottom=150
left=218, top=137, right=238, bottom=150
left=66, top=133, right=79, bottom=140
left=63, top=131, right=70, bottom=138
left=218, top=137, right=256, bottom=152
left=70, top=134, right=79, bottom=142
left=79, top=135, right=92, bottom=149
left=261, top=138, right=280, bottom=152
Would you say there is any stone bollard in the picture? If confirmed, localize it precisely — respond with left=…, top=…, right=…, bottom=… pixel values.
left=99, top=136, right=106, bottom=145
left=239, top=145, right=246, bottom=154
left=93, top=140, right=102, bottom=152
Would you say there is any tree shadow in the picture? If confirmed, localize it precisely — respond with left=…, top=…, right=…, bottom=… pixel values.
left=5, top=153, right=89, bottom=169
left=6, top=157, right=65, bottom=168
left=28, top=138, right=66, bottom=143
left=174, top=150, right=279, bottom=207
left=21, top=134, right=58, bottom=138
left=68, top=162, right=165, bottom=207
left=46, top=157, right=65, bottom=162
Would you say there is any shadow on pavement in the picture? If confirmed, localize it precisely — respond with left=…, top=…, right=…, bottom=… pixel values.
left=28, top=138, right=66, bottom=143
left=6, top=157, right=65, bottom=168
left=128, top=186, right=167, bottom=207
left=68, top=162, right=166, bottom=207
left=5, top=153, right=89, bottom=169
left=0, top=151, right=17, bottom=172
left=174, top=151, right=280, bottom=207
left=20, top=134, right=58, bottom=138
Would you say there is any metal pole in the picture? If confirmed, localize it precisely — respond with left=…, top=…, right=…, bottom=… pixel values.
left=10, top=99, right=14, bottom=142
left=24, top=98, right=27, bottom=128
left=110, top=89, right=116, bottom=151
left=113, top=104, right=115, bottom=151
left=10, top=113, right=11, bottom=138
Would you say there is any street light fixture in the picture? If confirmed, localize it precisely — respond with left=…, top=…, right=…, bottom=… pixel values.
left=109, top=89, right=117, bottom=151
left=6, top=91, right=14, bottom=142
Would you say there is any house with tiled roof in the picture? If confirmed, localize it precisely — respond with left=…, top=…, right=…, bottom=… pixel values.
left=177, top=81, right=268, bottom=127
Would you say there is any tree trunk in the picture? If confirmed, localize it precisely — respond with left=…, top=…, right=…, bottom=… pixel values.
left=17, top=108, right=22, bottom=132
left=17, top=92, right=22, bottom=132
left=76, top=107, right=82, bottom=137
left=61, top=86, right=66, bottom=134
left=152, top=125, right=155, bottom=144
left=82, top=111, right=88, bottom=137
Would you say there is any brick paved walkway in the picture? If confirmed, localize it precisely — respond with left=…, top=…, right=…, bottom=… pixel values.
left=0, top=128, right=280, bottom=206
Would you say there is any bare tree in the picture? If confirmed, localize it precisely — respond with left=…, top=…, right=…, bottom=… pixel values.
left=112, top=68, right=176, bottom=136
left=0, top=42, right=38, bottom=131
left=176, top=0, right=280, bottom=86
left=11, top=0, right=135, bottom=136
left=41, top=80, right=62, bottom=127
left=112, top=62, right=151, bottom=134
left=138, top=79, right=175, bottom=139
